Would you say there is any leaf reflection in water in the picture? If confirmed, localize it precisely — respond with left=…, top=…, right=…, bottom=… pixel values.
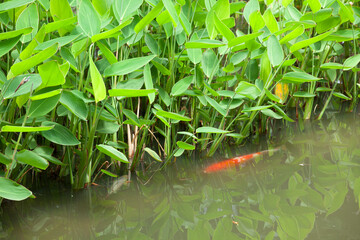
left=2, top=114, right=360, bottom=239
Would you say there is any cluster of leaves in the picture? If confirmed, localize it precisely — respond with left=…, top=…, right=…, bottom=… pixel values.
left=2, top=114, right=360, bottom=240
left=0, top=0, right=359, bottom=201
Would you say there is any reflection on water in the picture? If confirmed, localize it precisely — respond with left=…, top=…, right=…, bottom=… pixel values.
left=1, top=113, right=360, bottom=239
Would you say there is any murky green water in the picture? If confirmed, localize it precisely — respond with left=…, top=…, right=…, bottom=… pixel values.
left=1, top=113, right=360, bottom=239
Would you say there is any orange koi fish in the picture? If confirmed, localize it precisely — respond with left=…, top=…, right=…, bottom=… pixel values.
left=204, top=148, right=280, bottom=173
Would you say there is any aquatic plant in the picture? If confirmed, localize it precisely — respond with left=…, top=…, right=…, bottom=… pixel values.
left=0, top=0, right=359, bottom=201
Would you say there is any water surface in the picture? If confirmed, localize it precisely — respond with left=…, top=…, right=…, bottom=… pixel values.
left=1, top=113, right=360, bottom=239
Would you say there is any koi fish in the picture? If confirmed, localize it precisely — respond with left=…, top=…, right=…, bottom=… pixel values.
left=203, top=148, right=280, bottom=173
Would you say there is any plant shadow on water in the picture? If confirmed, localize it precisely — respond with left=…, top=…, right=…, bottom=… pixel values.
left=1, top=113, right=360, bottom=240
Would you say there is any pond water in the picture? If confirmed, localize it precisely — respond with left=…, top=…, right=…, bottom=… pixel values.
left=1, top=113, right=360, bottom=239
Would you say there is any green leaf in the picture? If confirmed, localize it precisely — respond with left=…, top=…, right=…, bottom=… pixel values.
left=101, top=169, right=118, bottom=178
left=96, top=144, right=129, bottom=163
left=8, top=43, right=58, bottom=78
left=264, top=88, right=280, bottom=102
left=38, top=61, right=65, bottom=88
left=177, top=141, right=195, bottom=150
left=113, top=0, right=142, bottom=22
left=123, top=109, right=141, bottom=126
left=185, top=39, right=226, bottom=49
left=104, top=55, right=156, bottom=77
left=205, top=95, right=227, bottom=116
left=144, top=147, right=162, bottom=162
left=134, top=1, right=163, bottom=33
left=196, top=127, right=231, bottom=134
left=333, top=92, right=351, bottom=100
left=89, top=56, right=106, bottom=103
left=214, top=13, right=235, bottom=42
left=15, top=3, right=39, bottom=43
left=279, top=25, right=304, bottom=44
left=261, top=109, right=282, bottom=119
left=2, top=74, right=42, bottom=99
left=263, top=8, right=278, bottom=33
left=187, top=33, right=202, bottom=64
left=155, top=110, right=191, bottom=121
left=91, top=18, right=133, bottom=42
left=235, top=81, right=261, bottom=100
left=171, top=76, right=193, bottom=96
left=243, top=105, right=273, bottom=112
left=249, top=10, right=265, bottom=32
left=0, top=36, right=21, bottom=58
left=308, top=0, right=321, bottom=13
left=60, top=91, right=88, bottom=120
left=1, top=125, right=54, bottom=132
left=44, top=16, right=77, bottom=33
left=228, top=32, right=263, bottom=47
left=343, top=54, right=360, bottom=70
left=179, top=11, right=191, bottom=35
left=290, top=30, right=334, bottom=52
left=243, top=0, right=260, bottom=24
left=50, top=0, right=74, bottom=36
left=109, top=88, right=157, bottom=97
left=320, top=62, right=344, bottom=69
left=293, top=91, right=316, bottom=97
left=0, top=177, right=32, bottom=201
left=78, top=0, right=101, bottom=37
left=29, top=93, right=61, bottom=117
left=267, top=35, right=284, bottom=66
left=96, top=41, right=117, bottom=64
left=144, top=64, right=155, bottom=103
left=282, top=72, right=320, bottom=83
left=162, top=0, right=179, bottom=27
left=271, top=103, right=294, bottom=122
left=0, top=0, right=35, bottom=11
left=17, top=150, right=49, bottom=170
left=41, top=121, right=80, bottom=146
left=0, top=28, right=32, bottom=41
left=202, top=49, right=219, bottom=78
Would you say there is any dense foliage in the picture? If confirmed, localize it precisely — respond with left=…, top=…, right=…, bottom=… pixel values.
left=0, top=0, right=359, bottom=201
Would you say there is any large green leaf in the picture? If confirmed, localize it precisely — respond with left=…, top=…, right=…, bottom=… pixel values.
left=144, top=147, right=162, bottom=162
left=109, top=89, right=157, bottom=97
left=134, top=1, right=163, bottom=33
left=185, top=39, right=226, bottom=49
left=267, top=35, right=284, bottom=67
left=196, top=127, right=231, bottom=134
left=202, top=49, right=219, bottom=78
left=235, top=81, right=261, bottom=100
left=290, top=30, right=334, bottom=52
left=0, top=177, right=32, bottom=201
left=89, top=56, right=106, bottom=102
left=0, top=36, right=21, bottom=58
left=8, top=43, right=58, bottom=78
left=113, top=0, right=142, bottom=22
left=41, top=121, right=80, bottom=146
left=78, top=0, right=101, bottom=37
left=144, top=64, right=155, bottom=103
left=282, top=72, right=320, bottom=83
left=0, top=0, right=35, bottom=11
left=171, top=76, right=193, bottom=96
left=1, top=125, right=54, bottom=132
left=155, top=110, right=191, bottom=121
left=38, top=61, right=65, bottom=88
left=28, top=92, right=61, bottom=118
left=162, top=0, right=179, bottom=27
left=60, top=91, right=88, bottom=120
left=2, top=74, right=42, bottom=99
left=16, top=4, right=39, bottom=43
left=0, top=28, right=32, bottom=41
left=16, top=150, right=49, bottom=170
left=104, top=55, right=156, bottom=77
left=96, top=144, right=129, bottom=163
